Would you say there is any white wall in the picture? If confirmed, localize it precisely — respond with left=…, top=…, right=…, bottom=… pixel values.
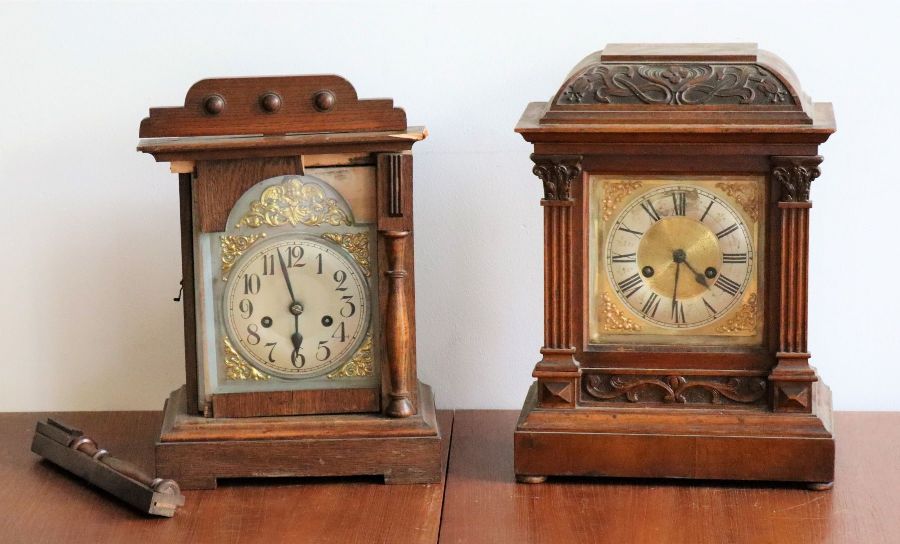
left=0, top=0, right=896, bottom=411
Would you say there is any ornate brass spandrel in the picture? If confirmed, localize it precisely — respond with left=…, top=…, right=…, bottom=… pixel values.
left=322, top=232, right=370, bottom=276
left=236, top=177, right=352, bottom=228
left=715, top=182, right=760, bottom=222
left=220, top=233, right=265, bottom=279
left=716, top=293, right=759, bottom=333
left=223, top=337, right=270, bottom=381
left=602, top=180, right=643, bottom=221
left=598, top=292, right=642, bottom=332
left=328, top=333, right=373, bottom=379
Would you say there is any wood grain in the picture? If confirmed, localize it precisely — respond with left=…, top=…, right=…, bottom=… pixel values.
left=138, top=75, right=406, bottom=138
left=159, top=384, right=442, bottom=488
left=211, top=387, right=379, bottom=418
left=3, top=409, right=452, bottom=544
left=441, top=410, right=900, bottom=544
left=194, top=156, right=302, bottom=233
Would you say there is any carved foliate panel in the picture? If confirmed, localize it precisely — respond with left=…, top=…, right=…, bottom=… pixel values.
left=559, top=64, right=794, bottom=106
left=581, top=372, right=767, bottom=406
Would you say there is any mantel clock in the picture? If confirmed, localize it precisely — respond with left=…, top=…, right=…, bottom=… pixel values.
left=514, top=44, right=836, bottom=488
left=138, top=76, right=440, bottom=488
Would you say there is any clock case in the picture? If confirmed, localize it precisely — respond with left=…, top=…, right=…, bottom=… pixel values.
left=138, top=76, right=441, bottom=488
left=514, top=44, right=836, bottom=488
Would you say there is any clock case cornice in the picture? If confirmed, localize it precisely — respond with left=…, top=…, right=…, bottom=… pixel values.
left=514, top=44, right=836, bottom=488
left=516, top=43, right=835, bottom=147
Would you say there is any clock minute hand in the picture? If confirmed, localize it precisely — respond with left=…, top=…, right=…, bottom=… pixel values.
left=276, top=248, right=298, bottom=303
left=672, top=261, right=681, bottom=303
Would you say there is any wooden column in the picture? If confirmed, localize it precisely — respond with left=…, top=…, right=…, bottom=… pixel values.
left=383, top=231, right=414, bottom=417
left=769, top=155, right=822, bottom=413
left=531, top=154, right=581, bottom=408
left=376, top=153, right=417, bottom=417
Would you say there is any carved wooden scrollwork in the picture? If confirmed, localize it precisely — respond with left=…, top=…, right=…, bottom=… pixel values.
left=772, top=157, right=823, bottom=202
left=582, top=373, right=767, bottom=406
left=531, top=154, right=582, bottom=201
left=560, top=64, right=794, bottom=106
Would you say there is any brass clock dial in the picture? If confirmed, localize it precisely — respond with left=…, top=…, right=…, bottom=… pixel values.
left=223, top=235, right=370, bottom=379
left=602, top=182, right=757, bottom=332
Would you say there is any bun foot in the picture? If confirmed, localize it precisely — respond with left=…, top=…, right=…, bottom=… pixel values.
left=807, top=481, right=834, bottom=491
left=516, top=475, right=547, bottom=484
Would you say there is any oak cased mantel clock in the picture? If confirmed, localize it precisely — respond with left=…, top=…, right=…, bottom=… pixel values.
left=138, top=76, right=441, bottom=488
left=514, top=44, right=836, bottom=488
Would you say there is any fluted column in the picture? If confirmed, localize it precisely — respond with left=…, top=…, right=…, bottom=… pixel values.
left=531, top=154, right=581, bottom=408
left=769, top=155, right=822, bottom=413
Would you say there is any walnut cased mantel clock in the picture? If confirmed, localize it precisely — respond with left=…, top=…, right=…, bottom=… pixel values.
left=138, top=76, right=441, bottom=488
left=514, top=44, right=836, bottom=488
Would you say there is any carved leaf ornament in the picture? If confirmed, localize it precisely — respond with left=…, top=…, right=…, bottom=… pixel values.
left=584, top=373, right=766, bottom=405
left=561, top=64, right=793, bottom=106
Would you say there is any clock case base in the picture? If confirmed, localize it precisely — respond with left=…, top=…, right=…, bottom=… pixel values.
left=156, top=382, right=442, bottom=489
left=514, top=380, right=834, bottom=487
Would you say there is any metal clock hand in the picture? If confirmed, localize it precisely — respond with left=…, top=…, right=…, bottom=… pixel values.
left=277, top=248, right=304, bottom=366
left=682, top=258, right=710, bottom=288
left=672, top=261, right=681, bottom=304
left=277, top=248, right=298, bottom=303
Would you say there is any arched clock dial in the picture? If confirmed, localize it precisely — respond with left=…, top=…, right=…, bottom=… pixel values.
left=606, top=185, right=753, bottom=329
left=223, top=235, right=370, bottom=379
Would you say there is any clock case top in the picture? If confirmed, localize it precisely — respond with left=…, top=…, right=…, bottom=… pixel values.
left=514, top=44, right=836, bottom=486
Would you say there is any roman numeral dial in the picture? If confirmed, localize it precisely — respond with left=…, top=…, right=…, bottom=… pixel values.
left=603, top=183, right=755, bottom=330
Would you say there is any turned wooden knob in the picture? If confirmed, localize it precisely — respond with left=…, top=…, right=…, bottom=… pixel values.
left=203, top=94, right=225, bottom=115
left=313, top=90, right=336, bottom=111
left=259, top=92, right=282, bottom=113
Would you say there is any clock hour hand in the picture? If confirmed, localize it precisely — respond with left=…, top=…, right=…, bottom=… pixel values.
left=277, top=248, right=305, bottom=366
left=682, top=258, right=710, bottom=288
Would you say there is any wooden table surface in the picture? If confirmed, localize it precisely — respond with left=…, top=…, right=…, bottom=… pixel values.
left=441, top=411, right=900, bottom=544
left=1, top=410, right=452, bottom=544
left=2, top=410, right=898, bottom=543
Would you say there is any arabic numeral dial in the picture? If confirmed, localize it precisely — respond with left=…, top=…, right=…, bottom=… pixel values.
left=222, top=235, right=371, bottom=379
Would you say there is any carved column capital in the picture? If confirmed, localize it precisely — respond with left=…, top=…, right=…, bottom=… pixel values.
left=771, top=156, right=823, bottom=203
left=531, top=154, right=582, bottom=201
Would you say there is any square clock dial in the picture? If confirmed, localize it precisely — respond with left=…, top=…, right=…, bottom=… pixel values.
left=590, top=175, right=764, bottom=346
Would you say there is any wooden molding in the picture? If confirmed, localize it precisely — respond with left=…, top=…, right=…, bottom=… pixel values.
left=139, top=75, right=406, bottom=138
